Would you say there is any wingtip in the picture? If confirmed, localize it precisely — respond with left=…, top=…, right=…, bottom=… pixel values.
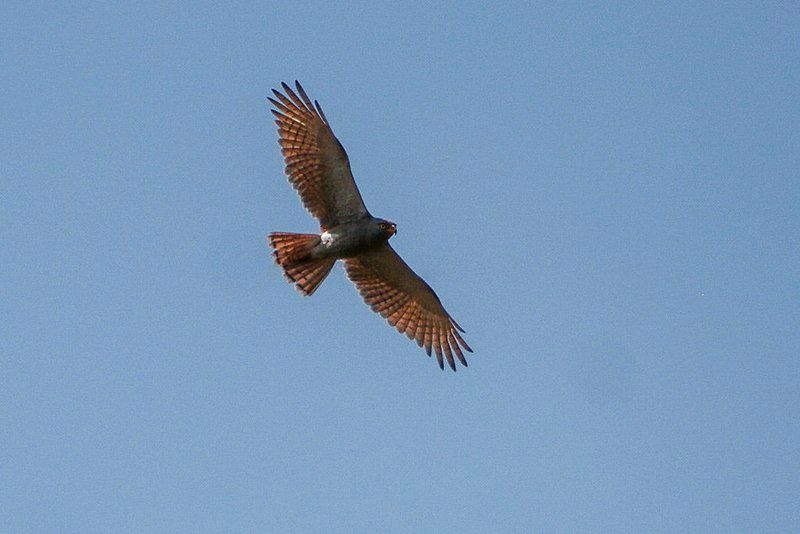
left=314, top=99, right=328, bottom=123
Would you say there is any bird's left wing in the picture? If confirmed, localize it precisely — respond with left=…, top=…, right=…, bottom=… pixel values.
left=344, top=244, right=472, bottom=371
left=269, top=81, right=369, bottom=229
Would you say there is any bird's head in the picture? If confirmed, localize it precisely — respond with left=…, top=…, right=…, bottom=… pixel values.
left=377, top=219, right=397, bottom=238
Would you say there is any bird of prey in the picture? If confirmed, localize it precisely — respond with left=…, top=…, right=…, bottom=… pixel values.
left=267, top=81, right=472, bottom=370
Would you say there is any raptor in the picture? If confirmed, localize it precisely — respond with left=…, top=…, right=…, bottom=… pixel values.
left=267, top=82, right=472, bottom=370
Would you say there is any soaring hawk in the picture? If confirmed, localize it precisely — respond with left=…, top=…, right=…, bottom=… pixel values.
left=267, top=82, right=472, bottom=370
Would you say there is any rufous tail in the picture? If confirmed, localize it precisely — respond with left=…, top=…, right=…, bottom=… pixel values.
left=268, top=232, right=335, bottom=296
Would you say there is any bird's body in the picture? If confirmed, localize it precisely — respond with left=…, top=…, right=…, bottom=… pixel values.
left=267, top=81, right=471, bottom=370
left=311, top=218, right=396, bottom=260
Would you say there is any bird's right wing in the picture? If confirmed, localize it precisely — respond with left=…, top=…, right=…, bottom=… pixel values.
left=344, top=244, right=472, bottom=371
left=269, top=81, right=369, bottom=230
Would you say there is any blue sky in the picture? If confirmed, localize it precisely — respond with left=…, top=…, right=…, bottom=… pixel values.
left=2, top=1, right=799, bottom=532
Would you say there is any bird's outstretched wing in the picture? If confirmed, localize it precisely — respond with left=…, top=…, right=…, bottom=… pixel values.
left=344, top=244, right=472, bottom=371
left=269, top=81, right=369, bottom=229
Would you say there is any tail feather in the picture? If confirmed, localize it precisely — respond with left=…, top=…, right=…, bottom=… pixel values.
left=268, top=232, right=335, bottom=296
left=282, top=257, right=335, bottom=296
left=269, top=232, right=319, bottom=265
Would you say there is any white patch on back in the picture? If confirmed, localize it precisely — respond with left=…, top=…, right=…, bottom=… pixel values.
left=321, top=231, right=334, bottom=246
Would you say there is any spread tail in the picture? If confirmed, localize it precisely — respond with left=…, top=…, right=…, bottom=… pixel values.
left=268, top=232, right=335, bottom=296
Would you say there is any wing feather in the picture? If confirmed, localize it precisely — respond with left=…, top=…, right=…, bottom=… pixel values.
left=344, top=244, right=471, bottom=371
left=269, top=81, right=369, bottom=229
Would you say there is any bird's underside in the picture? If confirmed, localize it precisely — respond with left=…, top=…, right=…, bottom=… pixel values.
left=267, top=81, right=472, bottom=371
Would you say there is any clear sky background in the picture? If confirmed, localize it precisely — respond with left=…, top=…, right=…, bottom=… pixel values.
left=2, top=2, right=799, bottom=532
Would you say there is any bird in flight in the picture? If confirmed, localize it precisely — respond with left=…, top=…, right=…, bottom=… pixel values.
left=267, top=81, right=472, bottom=370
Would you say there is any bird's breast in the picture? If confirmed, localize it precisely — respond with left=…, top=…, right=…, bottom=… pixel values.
left=315, top=221, right=386, bottom=259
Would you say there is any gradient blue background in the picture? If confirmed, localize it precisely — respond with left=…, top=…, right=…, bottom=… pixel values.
left=2, top=2, right=799, bottom=532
